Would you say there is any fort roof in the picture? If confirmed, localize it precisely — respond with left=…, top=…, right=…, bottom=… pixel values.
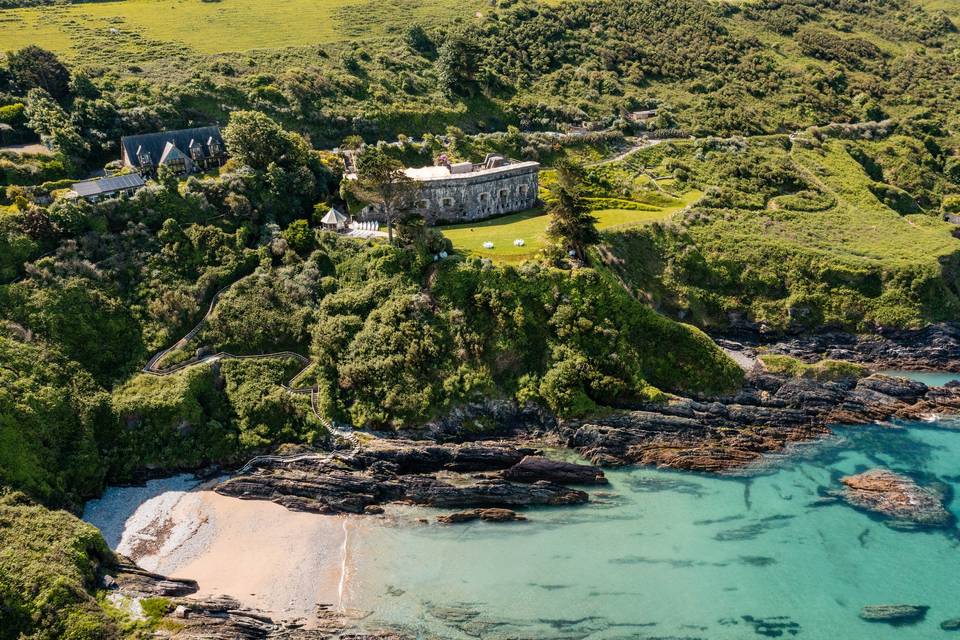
left=403, top=159, right=540, bottom=184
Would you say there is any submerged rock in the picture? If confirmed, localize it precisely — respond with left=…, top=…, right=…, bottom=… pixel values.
left=941, top=618, right=960, bottom=631
left=839, top=469, right=952, bottom=530
left=859, top=604, right=929, bottom=625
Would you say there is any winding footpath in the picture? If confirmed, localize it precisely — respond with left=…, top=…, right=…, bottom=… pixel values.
left=141, top=275, right=357, bottom=446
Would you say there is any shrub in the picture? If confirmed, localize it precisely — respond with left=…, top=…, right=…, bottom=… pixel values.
left=760, top=354, right=867, bottom=381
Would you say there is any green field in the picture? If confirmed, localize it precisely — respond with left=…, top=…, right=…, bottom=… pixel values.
left=441, top=191, right=702, bottom=263
left=0, top=0, right=485, bottom=58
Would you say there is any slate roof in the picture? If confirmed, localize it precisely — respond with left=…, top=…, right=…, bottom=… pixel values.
left=158, top=141, right=189, bottom=165
left=121, top=126, right=223, bottom=168
left=72, top=173, right=146, bottom=197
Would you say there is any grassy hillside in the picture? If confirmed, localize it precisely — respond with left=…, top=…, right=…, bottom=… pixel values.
left=3, top=0, right=958, bottom=147
left=0, top=0, right=487, bottom=57
left=601, top=133, right=960, bottom=331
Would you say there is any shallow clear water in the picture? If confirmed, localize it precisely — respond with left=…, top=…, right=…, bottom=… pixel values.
left=879, top=370, right=960, bottom=387
left=345, top=421, right=960, bottom=639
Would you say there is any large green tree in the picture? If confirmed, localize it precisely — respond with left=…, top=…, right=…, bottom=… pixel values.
left=222, top=110, right=309, bottom=170
left=545, top=159, right=599, bottom=262
left=435, top=30, right=481, bottom=98
left=5, top=46, right=71, bottom=103
left=353, top=147, right=419, bottom=244
left=23, top=88, right=87, bottom=159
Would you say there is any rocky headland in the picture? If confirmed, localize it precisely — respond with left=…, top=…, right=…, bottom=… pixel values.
left=562, top=370, right=960, bottom=473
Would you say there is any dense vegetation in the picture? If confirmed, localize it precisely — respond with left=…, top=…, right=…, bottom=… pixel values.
left=599, top=129, right=960, bottom=332
left=1, top=0, right=959, bottom=635
left=0, top=493, right=118, bottom=640
left=1, top=0, right=959, bottom=159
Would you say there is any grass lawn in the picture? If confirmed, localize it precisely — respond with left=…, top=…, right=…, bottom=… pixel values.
left=442, top=190, right=702, bottom=264
left=0, top=0, right=486, bottom=58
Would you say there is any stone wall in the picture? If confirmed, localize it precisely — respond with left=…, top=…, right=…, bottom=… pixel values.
left=362, top=162, right=540, bottom=224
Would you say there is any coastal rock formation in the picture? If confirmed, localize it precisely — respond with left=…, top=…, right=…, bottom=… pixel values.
left=859, top=604, right=929, bottom=625
left=561, top=370, right=960, bottom=473
left=420, top=399, right=557, bottom=439
left=216, top=440, right=589, bottom=514
left=501, top=455, right=608, bottom=484
left=109, top=556, right=199, bottom=596
left=437, top=508, right=527, bottom=524
left=726, top=322, right=960, bottom=372
left=837, top=469, right=952, bottom=530
left=107, top=558, right=280, bottom=639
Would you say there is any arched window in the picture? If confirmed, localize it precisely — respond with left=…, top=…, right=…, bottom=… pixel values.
left=441, top=197, right=455, bottom=208
left=478, top=192, right=490, bottom=203
left=518, top=185, right=528, bottom=196
left=417, top=199, right=430, bottom=209
left=499, top=188, right=510, bottom=200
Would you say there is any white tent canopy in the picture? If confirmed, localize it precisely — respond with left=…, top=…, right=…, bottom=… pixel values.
left=321, top=208, right=348, bottom=225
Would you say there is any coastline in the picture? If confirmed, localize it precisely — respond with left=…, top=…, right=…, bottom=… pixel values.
left=80, top=352, right=960, bottom=637
left=84, top=478, right=350, bottom=625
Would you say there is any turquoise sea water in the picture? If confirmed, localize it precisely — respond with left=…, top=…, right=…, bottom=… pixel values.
left=345, top=421, right=960, bottom=639
left=878, top=371, right=960, bottom=388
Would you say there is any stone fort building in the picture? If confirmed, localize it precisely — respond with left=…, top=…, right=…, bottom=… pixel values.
left=360, top=154, right=540, bottom=224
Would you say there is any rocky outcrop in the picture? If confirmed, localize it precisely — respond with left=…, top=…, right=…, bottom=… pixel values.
left=216, top=440, right=590, bottom=514
left=724, top=322, right=960, bottom=372
left=109, top=556, right=199, bottom=596
left=560, top=371, right=960, bottom=473
left=501, top=455, right=607, bottom=484
left=402, top=476, right=587, bottom=508
left=836, top=469, right=953, bottom=530
left=163, top=596, right=277, bottom=639
left=860, top=604, right=929, bottom=624
left=419, top=399, right=557, bottom=440
left=105, top=558, right=283, bottom=639
left=437, top=508, right=527, bottom=524
left=106, top=557, right=416, bottom=638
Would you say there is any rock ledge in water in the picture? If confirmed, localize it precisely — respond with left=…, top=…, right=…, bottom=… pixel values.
left=859, top=604, right=929, bottom=625
left=437, top=508, right=526, bottom=524
left=839, top=469, right=952, bottom=530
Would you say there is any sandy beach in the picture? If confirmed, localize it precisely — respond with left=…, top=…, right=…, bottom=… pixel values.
left=83, top=476, right=349, bottom=624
